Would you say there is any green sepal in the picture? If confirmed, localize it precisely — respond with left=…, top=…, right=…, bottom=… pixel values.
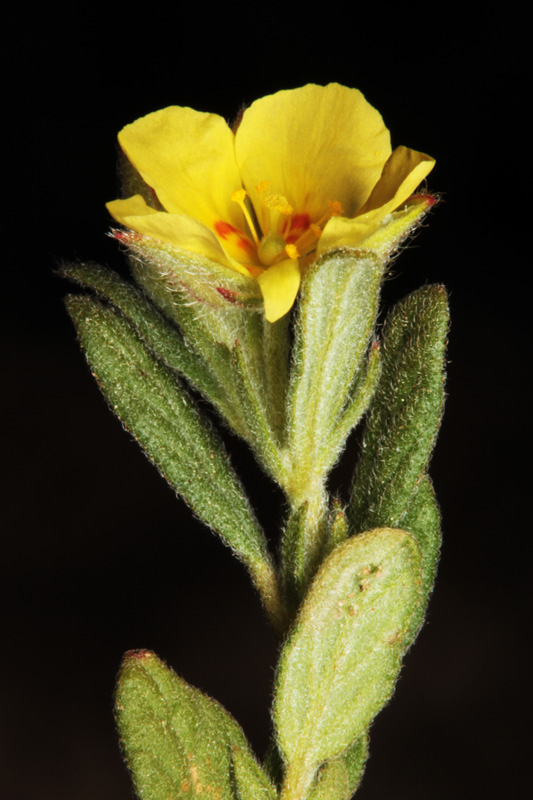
left=119, top=229, right=263, bottom=315
left=285, top=248, right=383, bottom=503
left=125, top=245, right=289, bottom=477
left=274, top=529, right=422, bottom=799
left=116, top=650, right=277, bottom=800
left=308, top=733, right=368, bottom=800
left=351, top=194, right=436, bottom=259
left=65, top=294, right=283, bottom=624
left=61, top=262, right=250, bottom=435
left=349, top=285, right=448, bottom=532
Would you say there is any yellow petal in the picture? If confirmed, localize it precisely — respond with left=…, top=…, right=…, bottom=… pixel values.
left=357, top=146, right=435, bottom=220
left=235, top=83, right=391, bottom=224
left=107, top=195, right=249, bottom=276
left=318, top=147, right=435, bottom=254
left=257, top=259, right=301, bottom=322
left=107, top=194, right=158, bottom=219
left=318, top=195, right=435, bottom=256
left=118, top=106, right=243, bottom=230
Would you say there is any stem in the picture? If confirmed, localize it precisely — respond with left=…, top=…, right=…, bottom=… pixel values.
left=280, top=759, right=317, bottom=800
left=280, top=480, right=330, bottom=614
left=252, top=559, right=289, bottom=635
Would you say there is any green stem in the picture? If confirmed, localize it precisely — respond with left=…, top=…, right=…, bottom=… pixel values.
left=280, top=481, right=330, bottom=614
left=280, top=759, right=317, bottom=800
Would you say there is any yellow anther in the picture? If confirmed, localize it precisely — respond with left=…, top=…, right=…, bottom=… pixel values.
left=232, top=189, right=259, bottom=245
left=256, top=180, right=269, bottom=193
left=328, top=200, right=344, bottom=216
left=231, top=189, right=247, bottom=204
left=285, top=243, right=299, bottom=260
left=264, top=194, right=294, bottom=216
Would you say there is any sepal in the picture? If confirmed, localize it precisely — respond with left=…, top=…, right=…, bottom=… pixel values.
left=285, top=247, right=383, bottom=503
left=355, top=193, right=437, bottom=259
left=114, top=228, right=263, bottom=316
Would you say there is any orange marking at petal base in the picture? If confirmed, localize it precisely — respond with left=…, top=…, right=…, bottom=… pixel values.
left=286, top=213, right=310, bottom=242
left=237, top=238, right=254, bottom=254
left=245, top=264, right=264, bottom=278
left=214, top=220, right=239, bottom=239
left=214, top=220, right=254, bottom=254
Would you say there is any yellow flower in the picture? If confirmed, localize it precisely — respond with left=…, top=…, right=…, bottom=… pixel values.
left=107, top=84, right=435, bottom=323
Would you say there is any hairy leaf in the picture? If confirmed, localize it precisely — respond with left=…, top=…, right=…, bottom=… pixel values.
left=116, top=651, right=276, bottom=800
left=66, top=295, right=280, bottom=618
left=349, top=285, right=448, bottom=531
left=274, top=528, right=421, bottom=792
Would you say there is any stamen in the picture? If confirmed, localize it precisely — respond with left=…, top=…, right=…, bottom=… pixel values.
left=285, top=243, right=299, bottom=260
left=291, top=224, right=322, bottom=258
left=232, top=189, right=260, bottom=245
left=315, top=199, right=345, bottom=229
left=328, top=200, right=344, bottom=216
left=255, top=182, right=270, bottom=234
left=264, top=194, right=294, bottom=217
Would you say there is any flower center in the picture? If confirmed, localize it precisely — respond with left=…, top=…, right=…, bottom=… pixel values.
left=217, top=185, right=344, bottom=271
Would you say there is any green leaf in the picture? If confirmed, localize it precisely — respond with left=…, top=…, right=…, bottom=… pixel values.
left=285, top=249, right=383, bottom=502
left=232, top=744, right=278, bottom=800
left=274, top=528, right=422, bottom=799
left=65, top=295, right=282, bottom=623
left=401, top=474, right=442, bottom=640
left=116, top=650, right=277, bottom=800
left=62, top=262, right=253, bottom=441
left=349, top=285, right=448, bottom=532
left=308, top=734, right=368, bottom=800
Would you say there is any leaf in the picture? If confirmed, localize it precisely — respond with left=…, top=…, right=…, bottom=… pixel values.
left=401, top=474, right=442, bottom=641
left=308, top=734, right=368, bottom=800
left=65, top=295, right=281, bottom=621
left=62, top=262, right=252, bottom=441
left=274, top=528, right=422, bottom=796
left=286, top=249, right=383, bottom=498
left=116, top=650, right=277, bottom=800
left=232, top=744, right=278, bottom=800
left=349, top=285, right=448, bottom=532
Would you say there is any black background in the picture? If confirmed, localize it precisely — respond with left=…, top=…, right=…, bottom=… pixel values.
left=2, top=6, right=529, bottom=799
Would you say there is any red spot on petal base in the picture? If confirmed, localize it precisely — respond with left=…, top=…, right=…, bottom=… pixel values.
left=286, top=212, right=311, bottom=243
